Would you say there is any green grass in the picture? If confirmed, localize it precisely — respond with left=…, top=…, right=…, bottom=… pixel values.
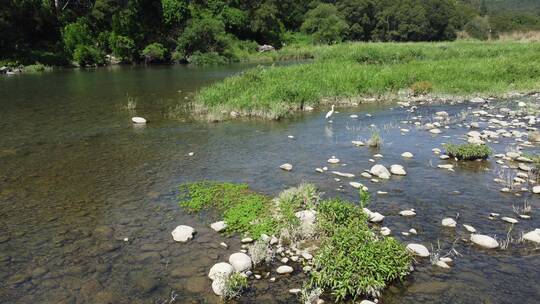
left=193, top=41, right=540, bottom=120
left=179, top=182, right=412, bottom=301
left=443, top=143, right=492, bottom=160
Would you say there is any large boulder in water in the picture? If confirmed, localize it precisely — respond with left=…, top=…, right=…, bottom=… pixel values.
left=370, top=164, right=390, bottom=179
left=208, top=262, right=234, bottom=281
left=470, top=234, right=498, bottom=249
left=406, top=243, right=430, bottom=257
left=229, top=252, right=252, bottom=272
left=171, top=225, right=195, bottom=242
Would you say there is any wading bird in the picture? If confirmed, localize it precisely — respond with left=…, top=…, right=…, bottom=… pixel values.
left=325, top=105, right=335, bottom=120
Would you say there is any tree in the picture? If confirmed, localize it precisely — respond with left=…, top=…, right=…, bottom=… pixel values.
left=176, top=14, right=229, bottom=58
left=141, top=42, right=167, bottom=63
left=62, top=18, right=93, bottom=56
left=250, top=1, right=285, bottom=46
left=338, top=0, right=377, bottom=41
left=301, top=3, right=348, bottom=44
left=162, top=0, right=189, bottom=26
left=108, top=32, right=135, bottom=61
left=464, top=16, right=491, bottom=40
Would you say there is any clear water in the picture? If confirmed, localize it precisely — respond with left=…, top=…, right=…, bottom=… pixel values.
left=1, top=65, right=539, bottom=304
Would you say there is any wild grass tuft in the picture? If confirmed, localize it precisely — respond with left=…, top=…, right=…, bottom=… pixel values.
left=222, top=272, right=248, bottom=300
left=443, top=143, right=492, bottom=160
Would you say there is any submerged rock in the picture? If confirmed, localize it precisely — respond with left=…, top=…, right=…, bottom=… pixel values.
left=406, top=243, right=430, bottom=257
left=442, top=218, right=457, bottom=228
left=171, top=225, right=195, bottom=242
left=470, top=234, right=499, bottom=249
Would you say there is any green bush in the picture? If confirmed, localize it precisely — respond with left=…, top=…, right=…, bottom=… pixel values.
left=141, top=43, right=167, bottom=63
left=23, top=63, right=49, bottom=73
left=108, top=33, right=135, bottom=62
left=311, top=219, right=411, bottom=301
left=188, top=51, right=229, bottom=66
left=301, top=3, right=348, bottom=44
left=443, top=143, right=492, bottom=160
left=73, top=45, right=105, bottom=66
left=222, top=272, right=248, bottom=300
left=177, top=15, right=229, bottom=58
left=465, top=16, right=492, bottom=40
left=62, top=19, right=94, bottom=56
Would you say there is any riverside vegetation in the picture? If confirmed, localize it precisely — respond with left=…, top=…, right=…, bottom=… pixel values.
left=178, top=182, right=412, bottom=302
left=193, top=41, right=540, bottom=120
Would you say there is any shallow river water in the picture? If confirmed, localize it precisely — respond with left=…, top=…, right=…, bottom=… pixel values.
left=1, top=65, right=539, bottom=304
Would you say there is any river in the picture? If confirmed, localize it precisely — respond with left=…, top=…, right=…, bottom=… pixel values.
left=1, top=65, right=539, bottom=304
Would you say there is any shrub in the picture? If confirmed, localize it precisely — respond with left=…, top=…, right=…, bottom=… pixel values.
left=188, top=51, right=228, bottom=66
left=141, top=43, right=167, bottom=63
left=311, top=199, right=411, bottom=301
left=23, top=63, right=50, bottom=73
left=465, top=16, right=492, bottom=40
left=62, top=19, right=93, bottom=56
left=177, top=16, right=229, bottom=58
left=109, top=33, right=136, bottom=62
left=311, top=220, right=411, bottom=300
left=73, top=45, right=105, bottom=66
left=367, top=130, right=383, bottom=148
left=443, top=143, right=492, bottom=160
left=410, top=81, right=433, bottom=96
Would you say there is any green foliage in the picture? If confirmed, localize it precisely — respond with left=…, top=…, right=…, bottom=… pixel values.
left=359, top=188, right=371, bottom=209
left=301, top=4, right=348, bottom=44
left=108, top=33, right=135, bottom=62
left=141, top=43, right=167, bottom=63
left=443, top=143, right=492, bottom=160
left=162, top=0, right=189, bottom=26
left=73, top=45, right=105, bottom=66
left=311, top=198, right=411, bottom=301
left=410, top=81, right=433, bottom=96
left=367, top=130, right=382, bottom=148
left=188, top=52, right=228, bottom=66
left=23, top=63, right=50, bottom=73
left=177, top=15, right=229, bottom=58
left=465, top=16, right=492, bottom=40
left=222, top=272, right=248, bottom=300
left=62, top=19, right=93, bottom=56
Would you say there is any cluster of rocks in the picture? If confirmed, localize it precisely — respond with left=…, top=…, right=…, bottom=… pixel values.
left=1, top=66, right=23, bottom=75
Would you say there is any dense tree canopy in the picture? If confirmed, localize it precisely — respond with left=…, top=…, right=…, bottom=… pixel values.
left=1, top=0, right=538, bottom=66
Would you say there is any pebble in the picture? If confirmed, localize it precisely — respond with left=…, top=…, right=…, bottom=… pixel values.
left=277, top=265, right=294, bottom=274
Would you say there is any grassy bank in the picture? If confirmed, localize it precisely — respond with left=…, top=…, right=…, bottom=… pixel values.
left=193, top=41, right=540, bottom=120
left=179, top=182, right=411, bottom=301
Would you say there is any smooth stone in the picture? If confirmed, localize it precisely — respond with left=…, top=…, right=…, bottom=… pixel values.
left=349, top=182, right=363, bottom=189
left=463, top=224, right=476, bottom=233
left=380, top=227, right=391, bottom=236
left=470, top=234, right=499, bottom=249
left=370, top=164, right=391, bottom=179
left=360, top=301, right=376, bottom=304
left=430, top=128, right=442, bottom=134
left=501, top=217, right=518, bottom=224
left=229, top=253, right=252, bottom=272
left=406, top=244, right=430, bottom=257
left=523, top=229, right=540, bottom=244
left=438, top=164, right=454, bottom=170
left=390, top=164, right=407, bottom=176
left=533, top=186, right=540, bottom=194
left=470, top=97, right=486, bottom=103
left=332, top=171, right=355, bottom=178
left=442, top=218, right=457, bottom=228
left=212, top=278, right=226, bottom=296
left=276, top=265, right=294, bottom=274
left=241, top=237, right=254, bottom=243
left=171, top=225, right=195, bottom=242
left=352, top=141, right=365, bottom=146
left=401, top=152, right=414, bottom=158
left=210, top=221, right=227, bottom=232
left=280, top=163, right=293, bottom=171
left=208, top=262, right=234, bottom=281
left=289, top=288, right=302, bottom=294
left=436, top=260, right=451, bottom=269
left=327, top=157, right=340, bottom=164
left=400, top=210, right=416, bottom=216
left=131, top=117, right=147, bottom=124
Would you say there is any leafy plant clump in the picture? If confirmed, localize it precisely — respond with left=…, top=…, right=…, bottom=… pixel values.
left=222, top=272, right=248, bottom=300
left=410, top=81, right=433, bottom=96
left=444, top=143, right=492, bottom=160
left=367, top=130, right=383, bottom=148
left=310, top=198, right=412, bottom=301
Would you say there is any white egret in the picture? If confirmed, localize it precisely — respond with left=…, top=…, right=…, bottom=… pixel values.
left=325, top=105, right=335, bottom=120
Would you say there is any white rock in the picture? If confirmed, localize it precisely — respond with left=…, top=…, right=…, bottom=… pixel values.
left=463, top=224, right=476, bottom=233
left=439, top=257, right=453, bottom=263
left=131, top=117, right=147, bottom=124
left=409, top=228, right=417, bottom=235
left=380, top=227, right=391, bottom=236
left=533, top=186, right=540, bottom=194
left=277, top=265, right=294, bottom=274
left=212, top=277, right=226, bottom=296
left=442, top=218, right=457, bottom=228
left=210, top=221, right=227, bottom=232
left=438, top=164, right=454, bottom=170
left=301, top=252, right=313, bottom=260
left=368, top=212, right=385, bottom=223
left=328, top=157, right=340, bottom=164
left=406, top=243, right=430, bottom=257
left=171, top=225, right=195, bottom=242
left=470, top=234, right=499, bottom=249
left=361, top=172, right=372, bottom=178
left=436, top=260, right=451, bottom=269
left=332, top=171, right=355, bottom=178
left=352, top=141, right=365, bottom=146
left=280, top=163, right=293, bottom=171
left=399, top=210, right=416, bottom=216
left=470, top=97, right=485, bottom=103
left=523, top=229, right=540, bottom=244
left=390, top=164, right=407, bottom=176
left=401, top=152, right=414, bottom=158
left=289, top=288, right=302, bottom=294
left=370, top=164, right=391, bottom=179
left=430, top=128, right=442, bottom=134
left=501, top=217, right=518, bottom=224
left=229, top=253, right=252, bottom=272
left=349, top=182, right=363, bottom=189
left=208, top=262, right=234, bottom=281
left=360, top=301, right=376, bottom=304
left=241, top=237, right=254, bottom=243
